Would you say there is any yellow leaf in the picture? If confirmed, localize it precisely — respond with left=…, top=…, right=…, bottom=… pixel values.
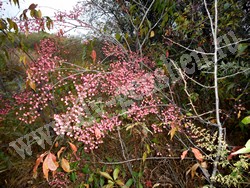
left=19, top=55, right=27, bottom=66
left=142, top=152, right=147, bottom=163
left=237, top=111, right=241, bottom=119
left=168, top=126, right=177, bottom=140
left=150, top=30, right=155, bottom=38
left=29, top=80, right=36, bottom=91
left=61, top=157, right=72, bottom=172
left=99, top=171, right=113, bottom=180
left=37, top=10, right=42, bottom=18
left=115, top=179, right=125, bottom=186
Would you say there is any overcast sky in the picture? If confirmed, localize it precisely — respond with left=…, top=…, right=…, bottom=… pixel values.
left=2, top=0, right=86, bottom=35
left=2, top=0, right=79, bottom=18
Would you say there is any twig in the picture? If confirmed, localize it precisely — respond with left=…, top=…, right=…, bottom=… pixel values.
left=218, top=38, right=250, bottom=49
left=138, top=0, right=156, bottom=29
left=117, top=128, right=135, bottom=182
left=184, top=72, right=215, bottom=89
left=165, top=38, right=214, bottom=55
left=95, top=156, right=194, bottom=165
left=218, top=68, right=250, bottom=80
left=204, top=0, right=224, bottom=180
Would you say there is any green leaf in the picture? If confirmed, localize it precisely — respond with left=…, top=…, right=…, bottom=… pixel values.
left=146, top=144, right=151, bottom=154
left=125, top=178, right=133, bottom=187
left=82, top=164, right=90, bottom=174
left=99, top=171, right=113, bottom=181
left=241, top=116, right=250, bottom=125
left=232, top=139, right=250, bottom=155
left=236, top=43, right=248, bottom=57
left=246, top=139, right=250, bottom=148
left=70, top=171, right=77, bottom=182
left=113, top=168, right=120, bottom=180
left=37, top=10, right=42, bottom=18
left=139, top=182, right=143, bottom=188
left=115, top=33, right=121, bottom=41
left=142, top=152, right=147, bottom=163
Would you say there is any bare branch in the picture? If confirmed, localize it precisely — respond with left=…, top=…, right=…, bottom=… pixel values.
left=138, top=0, right=156, bottom=29
left=218, top=38, right=250, bottom=49
left=95, top=156, right=194, bottom=165
left=218, top=68, right=250, bottom=80
left=165, top=38, right=214, bottom=55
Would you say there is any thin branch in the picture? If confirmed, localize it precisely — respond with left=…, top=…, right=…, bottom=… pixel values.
left=169, top=59, right=218, bottom=127
left=204, top=0, right=224, bottom=180
left=95, top=156, right=194, bottom=165
left=117, top=128, right=135, bottom=183
left=138, top=0, right=156, bottom=29
left=165, top=38, right=214, bottom=55
left=184, top=73, right=215, bottom=89
left=218, top=68, right=250, bottom=80
left=218, top=38, right=250, bottom=49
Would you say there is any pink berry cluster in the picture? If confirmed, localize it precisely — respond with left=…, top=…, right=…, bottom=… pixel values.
left=16, top=38, right=61, bottom=124
left=52, top=42, right=181, bottom=151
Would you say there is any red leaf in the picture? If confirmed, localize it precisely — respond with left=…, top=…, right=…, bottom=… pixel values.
left=227, top=146, right=243, bottom=160
left=166, top=50, right=169, bottom=58
left=181, top=150, right=188, bottom=160
left=91, top=50, right=97, bottom=63
left=191, top=148, right=203, bottom=162
left=28, top=3, right=37, bottom=10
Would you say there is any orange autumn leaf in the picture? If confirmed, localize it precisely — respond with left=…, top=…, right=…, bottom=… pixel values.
left=33, top=152, right=47, bottom=179
left=186, top=163, right=200, bottom=178
left=191, top=147, right=203, bottom=162
left=29, top=80, right=36, bottom=91
left=95, top=128, right=101, bottom=139
left=42, top=158, right=49, bottom=181
left=42, top=152, right=58, bottom=181
left=61, top=157, right=72, bottom=172
left=91, top=50, right=97, bottom=63
left=44, top=152, right=59, bottom=171
left=181, top=150, right=188, bottom=160
left=68, top=142, right=77, bottom=154
left=57, top=146, right=66, bottom=158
